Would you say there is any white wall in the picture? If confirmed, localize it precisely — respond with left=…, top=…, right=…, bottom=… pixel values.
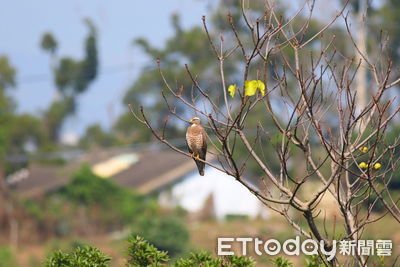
left=160, top=167, right=269, bottom=220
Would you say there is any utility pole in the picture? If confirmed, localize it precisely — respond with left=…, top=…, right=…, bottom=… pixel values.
left=355, top=0, right=368, bottom=131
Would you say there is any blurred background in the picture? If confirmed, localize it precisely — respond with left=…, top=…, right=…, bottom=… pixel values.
left=0, top=0, right=400, bottom=266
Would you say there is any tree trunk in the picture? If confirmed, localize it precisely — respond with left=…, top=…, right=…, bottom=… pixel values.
left=0, top=166, right=18, bottom=250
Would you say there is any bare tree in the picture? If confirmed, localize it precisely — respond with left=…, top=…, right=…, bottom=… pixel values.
left=129, top=0, right=400, bottom=265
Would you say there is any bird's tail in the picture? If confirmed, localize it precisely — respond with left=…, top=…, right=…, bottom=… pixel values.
left=194, top=154, right=206, bottom=176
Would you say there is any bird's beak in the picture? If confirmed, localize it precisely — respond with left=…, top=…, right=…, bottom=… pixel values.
left=188, top=119, right=193, bottom=124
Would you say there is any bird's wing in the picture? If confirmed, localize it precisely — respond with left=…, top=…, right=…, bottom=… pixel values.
left=201, top=126, right=207, bottom=160
left=186, top=128, right=193, bottom=154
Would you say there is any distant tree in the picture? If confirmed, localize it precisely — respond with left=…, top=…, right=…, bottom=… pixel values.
left=0, top=57, right=45, bottom=158
left=0, top=56, right=16, bottom=168
left=79, top=124, right=117, bottom=149
left=41, top=19, right=99, bottom=144
left=372, top=0, right=400, bottom=63
left=338, top=0, right=400, bottom=113
left=7, top=114, right=44, bottom=155
left=0, top=56, right=16, bottom=167
left=0, top=56, right=15, bottom=89
left=40, top=33, right=58, bottom=55
left=118, top=10, right=240, bottom=143
left=57, top=165, right=144, bottom=227
left=42, top=97, right=75, bottom=145
left=131, top=214, right=189, bottom=256
left=112, top=112, right=154, bottom=144
left=0, top=55, right=34, bottom=250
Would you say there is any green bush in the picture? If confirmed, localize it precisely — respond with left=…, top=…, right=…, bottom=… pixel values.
left=45, top=236, right=256, bottom=267
left=44, top=246, right=111, bottom=267
left=59, top=164, right=131, bottom=206
left=304, top=255, right=327, bottom=267
left=126, top=236, right=169, bottom=267
left=126, top=236, right=255, bottom=267
left=0, top=247, right=16, bottom=267
left=269, top=256, right=293, bottom=267
left=174, top=251, right=255, bottom=267
left=225, top=214, right=249, bottom=221
left=131, top=214, right=189, bottom=256
left=58, top=164, right=144, bottom=224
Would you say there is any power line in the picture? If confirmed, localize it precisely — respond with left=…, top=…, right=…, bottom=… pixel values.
left=17, top=62, right=140, bottom=84
left=5, top=138, right=188, bottom=163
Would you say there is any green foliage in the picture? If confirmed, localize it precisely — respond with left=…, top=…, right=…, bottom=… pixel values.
left=58, top=164, right=143, bottom=224
left=40, top=33, right=58, bottom=54
left=126, top=236, right=169, bottom=267
left=269, top=256, right=293, bottom=267
left=0, top=91, right=13, bottom=162
left=119, top=12, right=237, bottom=142
left=372, top=0, right=400, bottom=62
left=55, top=58, right=82, bottom=92
left=0, top=247, right=16, bottom=267
left=81, top=19, right=98, bottom=88
left=79, top=124, right=117, bottom=149
left=42, top=19, right=98, bottom=143
left=0, top=56, right=16, bottom=89
left=174, top=251, right=216, bottom=267
left=225, top=214, right=249, bottom=222
left=54, top=20, right=98, bottom=94
left=43, top=91, right=75, bottom=143
left=61, top=165, right=129, bottom=201
left=226, top=255, right=255, bottom=267
left=127, top=236, right=254, bottom=267
left=131, top=213, right=189, bottom=256
left=8, top=114, right=44, bottom=153
left=0, top=55, right=16, bottom=166
left=45, top=246, right=111, bottom=267
left=174, top=251, right=255, bottom=267
left=304, top=255, right=327, bottom=267
left=23, top=199, right=45, bottom=223
left=59, top=164, right=120, bottom=205
left=112, top=112, right=153, bottom=144
left=44, top=236, right=256, bottom=267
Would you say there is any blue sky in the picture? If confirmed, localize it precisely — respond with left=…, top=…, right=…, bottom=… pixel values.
left=0, top=0, right=213, bottom=141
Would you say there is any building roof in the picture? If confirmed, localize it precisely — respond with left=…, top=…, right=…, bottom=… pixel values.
left=12, top=149, right=198, bottom=197
left=112, top=150, right=196, bottom=193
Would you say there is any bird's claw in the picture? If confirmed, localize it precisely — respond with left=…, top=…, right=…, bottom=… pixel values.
left=190, top=153, right=201, bottom=161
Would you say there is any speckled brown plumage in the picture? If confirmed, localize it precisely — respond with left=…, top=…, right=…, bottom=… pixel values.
left=186, top=117, right=207, bottom=176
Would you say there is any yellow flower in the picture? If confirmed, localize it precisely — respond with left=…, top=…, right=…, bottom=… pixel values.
left=257, top=80, right=266, bottom=95
left=244, top=80, right=266, bottom=97
left=244, top=80, right=257, bottom=96
left=228, top=84, right=237, bottom=98
left=373, top=163, right=382, bottom=170
left=359, top=146, right=368, bottom=153
left=359, top=162, right=368, bottom=169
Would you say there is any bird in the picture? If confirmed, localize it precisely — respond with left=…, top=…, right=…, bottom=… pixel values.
left=186, top=116, right=207, bottom=176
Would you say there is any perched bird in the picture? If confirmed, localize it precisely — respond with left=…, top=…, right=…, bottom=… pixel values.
left=186, top=117, right=207, bottom=176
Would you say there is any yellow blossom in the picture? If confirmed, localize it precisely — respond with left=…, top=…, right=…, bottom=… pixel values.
left=244, top=80, right=266, bottom=96
left=359, top=146, right=368, bottom=153
left=257, top=80, right=266, bottom=95
left=373, top=163, right=382, bottom=170
left=359, top=162, right=368, bottom=169
left=227, top=84, right=237, bottom=98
